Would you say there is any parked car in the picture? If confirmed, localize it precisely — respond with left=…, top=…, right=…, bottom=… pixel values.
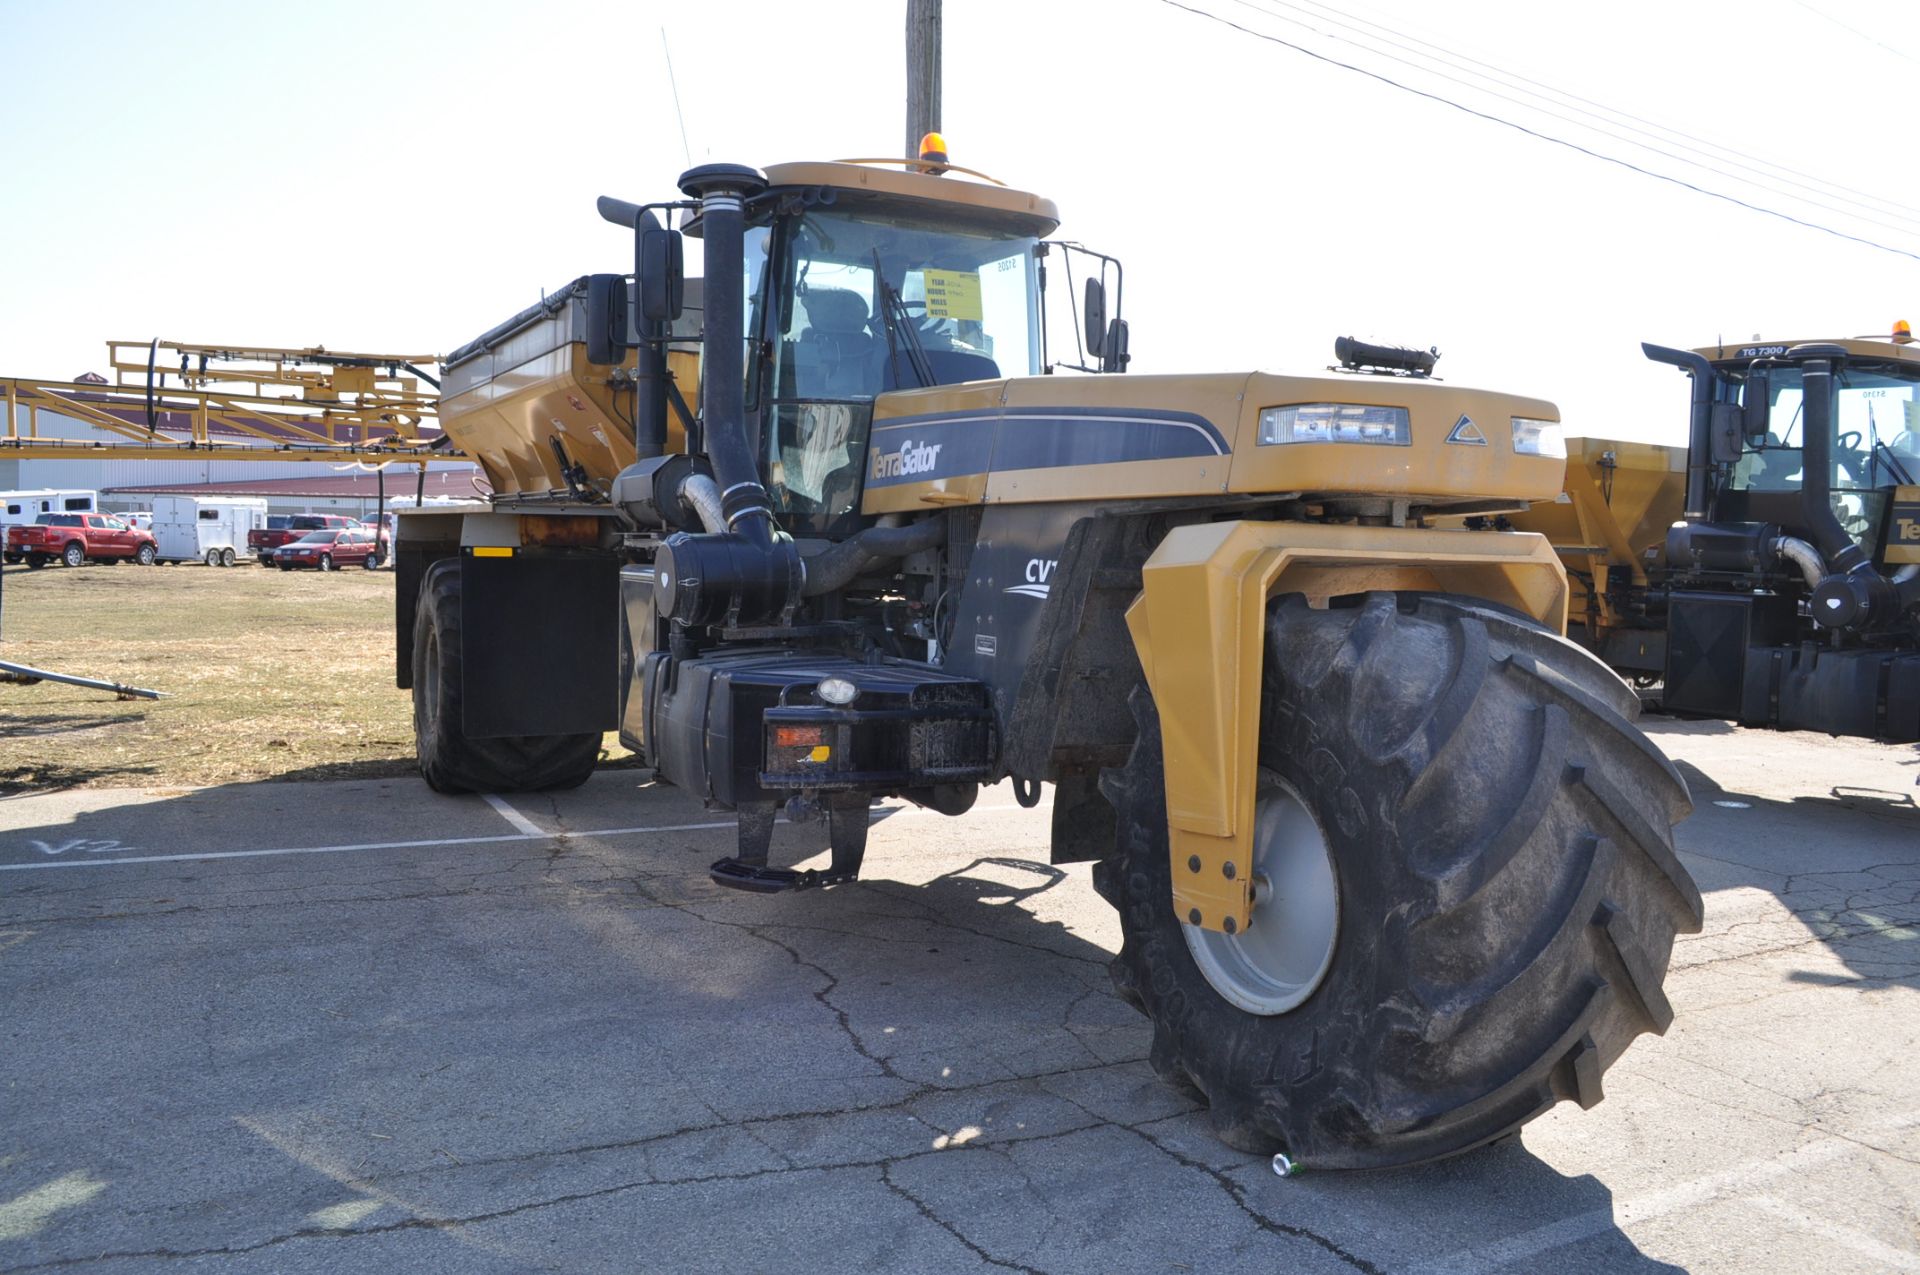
left=249, top=514, right=360, bottom=565
left=275, top=526, right=386, bottom=571
left=10, top=513, right=158, bottom=568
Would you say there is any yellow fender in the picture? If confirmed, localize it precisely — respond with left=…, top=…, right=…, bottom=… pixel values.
left=1123, top=521, right=1569, bottom=934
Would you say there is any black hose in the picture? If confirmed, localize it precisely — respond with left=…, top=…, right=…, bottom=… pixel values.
left=800, top=518, right=945, bottom=597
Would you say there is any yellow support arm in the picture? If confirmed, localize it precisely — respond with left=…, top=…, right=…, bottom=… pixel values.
left=1124, top=521, right=1568, bottom=934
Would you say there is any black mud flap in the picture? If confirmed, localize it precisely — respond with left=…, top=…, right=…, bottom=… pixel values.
left=460, top=551, right=620, bottom=738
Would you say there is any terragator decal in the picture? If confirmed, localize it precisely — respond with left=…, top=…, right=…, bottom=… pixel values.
left=870, top=438, right=944, bottom=480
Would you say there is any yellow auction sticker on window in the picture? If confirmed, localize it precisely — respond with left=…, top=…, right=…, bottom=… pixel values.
left=921, top=269, right=983, bottom=321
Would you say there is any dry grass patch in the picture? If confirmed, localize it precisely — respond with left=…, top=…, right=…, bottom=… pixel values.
left=0, top=561, right=630, bottom=792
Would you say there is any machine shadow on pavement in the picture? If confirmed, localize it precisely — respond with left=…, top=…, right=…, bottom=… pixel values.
left=0, top=776, right=1683, bottom=1271
left=1669, top=756, right=1920, bottom=992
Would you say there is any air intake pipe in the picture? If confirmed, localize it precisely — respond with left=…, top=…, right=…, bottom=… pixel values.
left=653, top=164, right=804, bottom=628
left=1795, top=345, right=1914, bottom=629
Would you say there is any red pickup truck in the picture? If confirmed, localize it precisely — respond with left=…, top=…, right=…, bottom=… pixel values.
left=248, top=514, right=360, bottom=565
left=8, top=513, right=158, bottom=568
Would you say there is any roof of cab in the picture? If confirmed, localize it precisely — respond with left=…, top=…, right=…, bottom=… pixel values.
left=762, top=160, right=1060, bottom=237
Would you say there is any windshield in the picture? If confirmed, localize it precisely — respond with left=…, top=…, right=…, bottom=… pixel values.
left=293, top=531, right=338, bottom=544
left=746, top=205, right=1041, bottom=529
left=1728, top=361, right=1920, bottom=555
left=1732, top=363, right=1920, bottom=490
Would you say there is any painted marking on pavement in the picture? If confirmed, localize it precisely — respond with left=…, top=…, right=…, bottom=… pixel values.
left=0, top=802, right=1045, bottom=874
left=1747, top=1194, right=1920, bottom=1271
left=26, top=838, right=135, bottom=857
left=482, top=793, right=546, bottom=838
left=0, top=823, right=734, bottom=873
left=1415, top=1110, right=1920, bottom=1274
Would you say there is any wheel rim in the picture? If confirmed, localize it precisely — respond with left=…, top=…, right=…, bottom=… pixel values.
left=1182, top=774, right=1340, bottom=1016
left=65, top=544, right=83, bottom=566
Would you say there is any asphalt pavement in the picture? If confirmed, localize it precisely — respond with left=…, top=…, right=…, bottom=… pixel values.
left=0, top=719, right=1915, bottom=1273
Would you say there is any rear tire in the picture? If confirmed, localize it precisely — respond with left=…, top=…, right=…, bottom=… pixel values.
left=411, top=559, right=600, bottom=794
left=26, top=555, right=45, bottom=569
left=221, top=547, right=237, bottom=568
left=63, top=541, right=85, bottom=568
left=1098, top=592, right=1702, bottom=1170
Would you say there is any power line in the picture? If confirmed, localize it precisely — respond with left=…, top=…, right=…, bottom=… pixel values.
left=1227, top=0, right=1920, bottom=238
left=1248, top=0, right=1920, bottom=226
left=1790, top=0, right=1919, bottom=66
left=1158, top=0, right=1920, bottom=263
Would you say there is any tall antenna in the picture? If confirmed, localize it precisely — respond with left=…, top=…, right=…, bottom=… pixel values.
left=661, top=28, right=693, bottom=167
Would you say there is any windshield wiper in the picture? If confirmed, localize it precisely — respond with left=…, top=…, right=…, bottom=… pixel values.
left=872, top=250, right=935, bottom=389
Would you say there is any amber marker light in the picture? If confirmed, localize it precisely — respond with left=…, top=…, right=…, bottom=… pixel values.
left=919, top=132, right=950, bottom=165
left=1894, top=319, right=1913, bottom=344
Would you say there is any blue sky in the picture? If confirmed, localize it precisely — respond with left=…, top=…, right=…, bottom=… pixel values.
left=3, top=0, right=1917, bottom=443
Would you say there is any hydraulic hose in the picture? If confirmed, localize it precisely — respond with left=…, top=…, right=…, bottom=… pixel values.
left=800, top=518, right=945, bottom=597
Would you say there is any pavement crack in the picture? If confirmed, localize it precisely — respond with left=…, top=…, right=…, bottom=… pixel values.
left=1121, top=1122, right=1384, bottom=1274
left=879, top=1162, right=1051, bottom=1274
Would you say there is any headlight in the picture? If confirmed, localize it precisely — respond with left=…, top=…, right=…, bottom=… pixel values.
left=1258, top=403, right=1410, bottom=446
left=1511, top=417, right=1566, bottom=458
left=816, top=676, right=859, bottom=705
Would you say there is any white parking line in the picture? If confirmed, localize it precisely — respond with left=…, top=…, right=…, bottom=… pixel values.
left=0, top=822, right=734, bottom=873
left=1746, top=1195, right=1920, bottom=1272
left=0, top=801, right=1045, bottom=874
left=482, top=793, right=546, bottom=838
left=1415, top=1112, right=1920, bottom=1274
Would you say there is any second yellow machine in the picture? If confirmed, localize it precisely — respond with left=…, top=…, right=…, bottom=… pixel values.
left=394, top=144, right=1702, bottom=1170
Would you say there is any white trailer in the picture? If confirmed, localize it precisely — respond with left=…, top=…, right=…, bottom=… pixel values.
left=2, top=489, right=97, bottom=560
left=151, top=495, right=270, bottom=566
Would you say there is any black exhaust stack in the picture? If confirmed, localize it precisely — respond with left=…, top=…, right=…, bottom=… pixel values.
left=653, top=164, right=803, bottom=628
left=1643, top=342, right=1717, bottom=519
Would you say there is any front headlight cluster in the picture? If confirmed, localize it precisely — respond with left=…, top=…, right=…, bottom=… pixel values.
left=1258, top=403, right=1410, bottom=446
left=1258, top=403, right=1565, bottom=457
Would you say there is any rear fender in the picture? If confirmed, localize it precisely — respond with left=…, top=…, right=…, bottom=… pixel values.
left=1124, top=521, right=1567, bottom=934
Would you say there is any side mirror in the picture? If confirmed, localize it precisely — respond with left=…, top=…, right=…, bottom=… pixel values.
left=1709, top=402, right=1745, bottom=464
left=1743, top=370, right=1771, bottom=441
left=1083, top=278, right=1107, bottom=358
left=639, top=226, right=685, bottom=324
left=585, top=273, right=630, bottom=366
left=1101, top=318, right=1130, bottom=374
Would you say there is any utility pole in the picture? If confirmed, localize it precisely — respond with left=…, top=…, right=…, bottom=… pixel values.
left=905, top=0, right=941, bottom=156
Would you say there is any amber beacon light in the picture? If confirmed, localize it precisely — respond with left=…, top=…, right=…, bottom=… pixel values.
left=918, top=132, right=949, bottom=164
